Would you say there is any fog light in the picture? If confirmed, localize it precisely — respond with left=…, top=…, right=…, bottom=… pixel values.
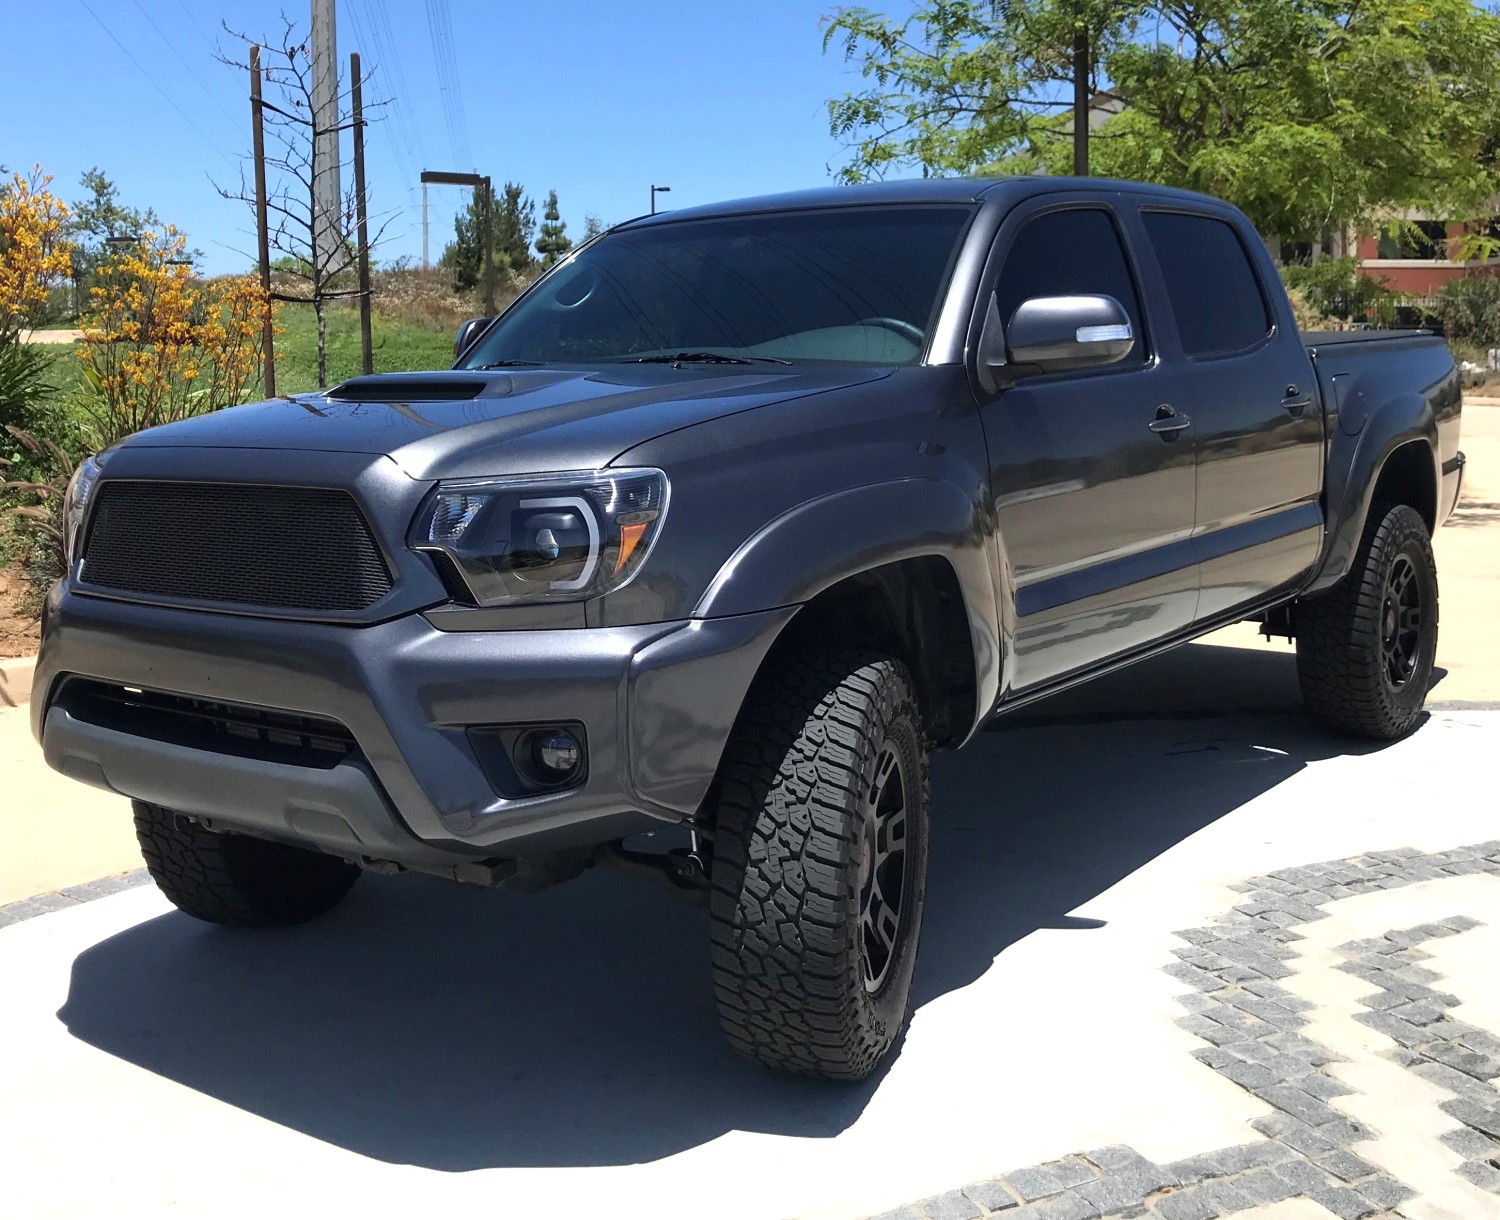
left=532, top=729, right=582, bottom=778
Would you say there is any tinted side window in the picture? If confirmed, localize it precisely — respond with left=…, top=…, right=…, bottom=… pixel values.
left=1143, top=212, right=1271, bottom=356
left=995, top=207, right=1146, bottom=364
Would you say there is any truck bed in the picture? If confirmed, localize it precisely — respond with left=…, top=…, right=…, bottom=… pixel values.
left=1301, top=328, right=1439, bottom=349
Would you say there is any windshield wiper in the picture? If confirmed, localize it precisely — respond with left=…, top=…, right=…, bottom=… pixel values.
left=625, top=351, right=793, bottom=366
left=471, top=359, right=546, bottom=368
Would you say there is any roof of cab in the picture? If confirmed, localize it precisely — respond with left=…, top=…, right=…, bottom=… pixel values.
left=613, top=176, right=1239, bottom=229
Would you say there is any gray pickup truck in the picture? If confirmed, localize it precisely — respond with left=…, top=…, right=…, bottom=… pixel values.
left=33, top=178, right=1464, bottom=1079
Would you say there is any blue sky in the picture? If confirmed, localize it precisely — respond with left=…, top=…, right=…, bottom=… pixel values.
left=4, top=0, right=869, bottom=275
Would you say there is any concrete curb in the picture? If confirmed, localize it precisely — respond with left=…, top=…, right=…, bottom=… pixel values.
left=0, top=655, right=36, bottom=709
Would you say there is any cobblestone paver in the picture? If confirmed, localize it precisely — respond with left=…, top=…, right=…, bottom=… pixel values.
left=10, top=840, right=1500, bottom=1218
left=0, top=869, right=149, bottom=927
left=868, top=841, right=1500, bottom=1219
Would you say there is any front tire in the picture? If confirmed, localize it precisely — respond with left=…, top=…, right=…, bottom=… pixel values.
left=708, top=650, right=929, bottom=1080
left=133, top=801, right=361, bottom=927
left=1296, top=504, right=1438, bottom=740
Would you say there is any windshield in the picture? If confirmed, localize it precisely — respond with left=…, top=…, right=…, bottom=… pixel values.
left=458, top=205, right=974, bottom=368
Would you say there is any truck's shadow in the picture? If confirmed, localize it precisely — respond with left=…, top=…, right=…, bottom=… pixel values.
left=58, top=642, right=1404, bottom=1170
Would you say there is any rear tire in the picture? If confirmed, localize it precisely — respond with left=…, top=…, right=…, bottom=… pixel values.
left=708, top=649, right=929, bottom=1080
left=133, top=801, right=360, bottom=927
left=1296, top=504, right=1438, bottom=740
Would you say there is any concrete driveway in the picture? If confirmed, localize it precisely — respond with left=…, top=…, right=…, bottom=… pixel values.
left=4, top=709, right=1500, bottom=1220
left=1, top=407, right=1498, bottom=1220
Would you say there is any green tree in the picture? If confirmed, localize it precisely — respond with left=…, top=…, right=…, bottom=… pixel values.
left=824, top=0, right=1500, bottom=244
left=441, top=181, right=536, bottom=289
left=493, top=182, right=537, bottom=277
left=440, top=189, right=489, bottom=291
left=65, top=169, right=162, bottom=314
left=582, top=213, right=606, bottom=242
left=534, top=189, right=572, bottom=267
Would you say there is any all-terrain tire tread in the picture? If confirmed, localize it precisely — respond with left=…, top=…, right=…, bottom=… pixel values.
left=1296, top=504, right=1438, bottom=740
left=709, top=649, right=928, bottom=1079
left=133, top=801, right=360, bottom=927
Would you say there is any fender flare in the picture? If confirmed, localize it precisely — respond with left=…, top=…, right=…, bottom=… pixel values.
left=692, top=478, right=1002, bottom=728
left=1308, top=392, right=1438, bottom=594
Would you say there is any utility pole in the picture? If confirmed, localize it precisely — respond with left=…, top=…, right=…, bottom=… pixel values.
left=482, top=177, right=495, bottom=315
left=1072, top=7, right=1089, bottom=177
left=250, top=44, right=276, bottom=397
left=422, top=180, right=429, bottom=269
left=351, top=51, right=373, bottom=375
left=310, top=0, right=342, bottom=274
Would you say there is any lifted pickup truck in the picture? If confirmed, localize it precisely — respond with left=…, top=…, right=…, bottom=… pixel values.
left=34, top=178, right=1464, bottom=1079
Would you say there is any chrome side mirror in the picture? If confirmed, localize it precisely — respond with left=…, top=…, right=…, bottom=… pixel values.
left=979, top=293, right=1135, bottom=389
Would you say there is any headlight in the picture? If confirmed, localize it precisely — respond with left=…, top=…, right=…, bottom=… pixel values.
left=62, top=455, right=103, bottom=566
left=408, top=468, right=668, bottom=605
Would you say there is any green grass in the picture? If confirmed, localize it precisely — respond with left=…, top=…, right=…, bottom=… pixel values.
left=274, top=304, right=454, bottom=393
left=16, top=305, right=456, bottom=409
left=3, top=307, right=455, bottom=481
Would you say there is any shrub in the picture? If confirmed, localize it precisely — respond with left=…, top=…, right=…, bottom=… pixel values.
left=1281, top=256, right=1396, bottom=324
left=1, top=167, right=73, bottom=343
left=0, top=425, right=73, bottom=608
left=0, top=340, right=54, bottom=432
left=76, top=227, right=273, bottom=449
left=1285, top=286, right=1335, bottom=331
left=1433, top=276, right=1500, bottom=349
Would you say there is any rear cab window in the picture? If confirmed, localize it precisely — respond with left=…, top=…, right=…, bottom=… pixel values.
left=1141, top=211, right=1272, bottom=358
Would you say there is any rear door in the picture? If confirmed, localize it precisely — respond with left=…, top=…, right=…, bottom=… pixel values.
left=1133, top=208, right=1324, bottom=621
left=975, top=196, right=1198, bottom=691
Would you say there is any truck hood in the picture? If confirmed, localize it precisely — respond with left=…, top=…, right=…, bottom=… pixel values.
left=115, top=366, right=892, bottom=480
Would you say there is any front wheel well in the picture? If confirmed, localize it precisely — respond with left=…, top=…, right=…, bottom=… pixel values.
left=766, top=557, right=978, bottom=748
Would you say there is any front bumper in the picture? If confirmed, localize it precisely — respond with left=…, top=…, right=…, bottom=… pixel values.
left=33, top=584, right=794, bottom=865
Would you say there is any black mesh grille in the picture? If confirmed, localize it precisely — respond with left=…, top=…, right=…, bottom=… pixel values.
left=60, top=678, right=359, bottom=770
left=81, top=482, right=393, bottom=612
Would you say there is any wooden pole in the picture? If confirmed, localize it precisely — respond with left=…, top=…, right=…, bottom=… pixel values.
left=250, top=44, right=276, bottom=396
left=1072, top=12, right=1089, bottom=177
left=482, top=176, right=496, bottom=315
left=351, top=51, right=373, bottom=376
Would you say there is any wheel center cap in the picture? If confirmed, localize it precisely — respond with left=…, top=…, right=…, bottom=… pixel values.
left=1384, top=604, right=1397, bottom=638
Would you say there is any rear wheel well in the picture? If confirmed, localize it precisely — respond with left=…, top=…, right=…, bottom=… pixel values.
left=768, top=557, right=978, bottom=747
left=1369, top=440, right=1437, bottom=534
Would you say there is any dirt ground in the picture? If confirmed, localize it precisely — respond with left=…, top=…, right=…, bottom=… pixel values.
left=0, top=563, right=40, bottom=658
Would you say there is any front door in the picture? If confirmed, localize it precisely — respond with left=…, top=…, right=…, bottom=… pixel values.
left=977, top=201, right=1199, bottom=692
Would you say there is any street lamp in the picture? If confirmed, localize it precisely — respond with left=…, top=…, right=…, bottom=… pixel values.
left=650, top=184, right=671, bottom=215
left=422, top=170, right=496, bottom=313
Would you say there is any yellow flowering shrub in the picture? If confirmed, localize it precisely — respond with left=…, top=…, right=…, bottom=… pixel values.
left=0, top=167, right=73, bottom=342
left=77, top=228, right=276, bottom=448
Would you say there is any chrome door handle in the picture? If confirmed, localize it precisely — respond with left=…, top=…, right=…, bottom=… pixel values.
left=1149, top=404, right=1192, bottom=434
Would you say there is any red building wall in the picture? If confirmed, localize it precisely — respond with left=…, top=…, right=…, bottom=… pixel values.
left=1355, top=223, right=1500, bottom=296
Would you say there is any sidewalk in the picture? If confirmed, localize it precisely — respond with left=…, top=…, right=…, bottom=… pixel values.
left=0, top=707, right=141, bottom=904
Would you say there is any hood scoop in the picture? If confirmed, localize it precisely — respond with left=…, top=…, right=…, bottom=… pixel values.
left=325, top=372, right=510, bottom=402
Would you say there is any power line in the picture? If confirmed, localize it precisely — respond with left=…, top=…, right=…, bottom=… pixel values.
left=370, top=0, right=429, bottom=168
left=170, top=0, right=221, bottom=55
left=77, top=0, right=237, bottom=167
left=347, top=0, right=422, bottom=208
left=423, top=0, right=471, bottom=168
left=127, top=0, right=239, bottom=126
